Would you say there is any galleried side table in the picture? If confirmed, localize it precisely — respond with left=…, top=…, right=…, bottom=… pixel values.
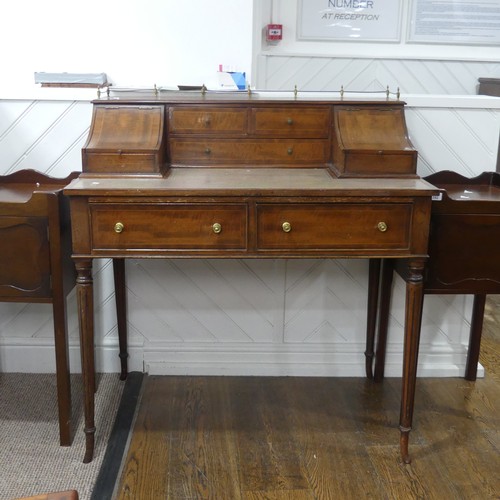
left=368, top=171, right=500, bottom=382
left=0, top=169, right=79, bottom=445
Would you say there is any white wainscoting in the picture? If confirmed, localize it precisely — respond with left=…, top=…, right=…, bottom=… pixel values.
left=0, top=96, right=498, bottom=377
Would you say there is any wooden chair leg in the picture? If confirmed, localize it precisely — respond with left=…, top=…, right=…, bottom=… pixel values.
left=113, top=258, right=129, bottom=380
left=374, top=259, right=395, bottom=382
left=365, top=259, right=381, bottom=379
left=465, top=294, right=486, bottom=381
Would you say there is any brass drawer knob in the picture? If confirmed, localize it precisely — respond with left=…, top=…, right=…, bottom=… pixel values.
left=205, top=147, right=211, bottom=155
left=287, top=148, right=293, bottom=155
left=287, top=118, right=293, bottom=125
left=212, top=222, right=222, bottom=234
left=377, top=221, right=388, bottom=232
left=204, top=116, right=211, bottom=126
left=282, top=221, right=292, bottom=233
left=114, top=222, right=125, bottom=234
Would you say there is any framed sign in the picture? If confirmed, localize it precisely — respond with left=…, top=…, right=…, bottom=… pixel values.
left=408, top=0, right=500, bottom=45
left=298, top=0, right=402, bottom=42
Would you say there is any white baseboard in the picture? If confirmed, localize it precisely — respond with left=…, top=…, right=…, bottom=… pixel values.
left=142, top=341, right=482, bottom=378
left=0, top=341, right=143, bottom=374
left=0, top=340, right=483, bottom=378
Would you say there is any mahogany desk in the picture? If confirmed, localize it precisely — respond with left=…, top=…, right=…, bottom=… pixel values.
left=63, top=92, right=437, bottom=463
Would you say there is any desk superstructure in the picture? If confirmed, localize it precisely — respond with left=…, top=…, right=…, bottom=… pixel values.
left=64, top=91, right=436, bottom=463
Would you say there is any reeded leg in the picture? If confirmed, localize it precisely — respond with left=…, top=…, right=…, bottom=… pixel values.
left=365, top=259, right=381, bottom=379
left=113, top=258, right=129, bottom=381
left=75, top=259, right=95, bottom=463
left=399, top=259, right=425, bottom=464
left=465, top=294, right=486, bottom=381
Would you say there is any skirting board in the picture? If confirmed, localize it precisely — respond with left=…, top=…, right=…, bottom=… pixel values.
left=142, top=342, right=483, bottom=378
left=0, top=342, right=483, bottom=378
left=0, top=344, right=143, bottom=374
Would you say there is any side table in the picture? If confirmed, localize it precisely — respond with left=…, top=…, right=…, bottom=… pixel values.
left=0, top=169, right=79, bottom=445
left=368, top=171, right=500, bottom=381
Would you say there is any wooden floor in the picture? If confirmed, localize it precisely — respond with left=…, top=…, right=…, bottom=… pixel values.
left=115, top=297, right=500, bottom=499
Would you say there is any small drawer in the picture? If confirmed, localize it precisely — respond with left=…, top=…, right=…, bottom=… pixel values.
left=90, top=203, right=248, bottom=250
left=342, top=151, right=416, bottom=177
left=169, top=107, right=247, bottom=135
left=256, top=203, right=412, bottom=250
left=169, top=139, right=331, bottom=165
left=251, top=107, right=331, bottom=138
left=84, top=153, right=161, bottom=175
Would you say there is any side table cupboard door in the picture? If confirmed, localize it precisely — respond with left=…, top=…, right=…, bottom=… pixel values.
left=0, top=216, right=51, bottom=298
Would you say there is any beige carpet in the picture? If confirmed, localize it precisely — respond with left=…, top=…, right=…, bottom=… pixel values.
left=0, top=373, right=124, bottom=500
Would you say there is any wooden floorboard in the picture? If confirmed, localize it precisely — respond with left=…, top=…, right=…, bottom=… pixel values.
left=115, top=297, right=500, bottom=499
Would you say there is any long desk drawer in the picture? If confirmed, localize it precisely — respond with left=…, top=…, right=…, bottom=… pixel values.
left=90, top=204, right=248, bottom=250
left=256, top=203, right=412, bottom=250
left=169, top=139, right=331, bottom=164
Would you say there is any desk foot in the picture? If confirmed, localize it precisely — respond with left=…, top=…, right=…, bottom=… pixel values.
left=399, top=428, right=412, bottom=464
left=83, top=427, right=96, bottom=463
left=119, top=352, right=128, bottom=381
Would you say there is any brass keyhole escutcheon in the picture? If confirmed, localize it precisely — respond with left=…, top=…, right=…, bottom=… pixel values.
left=114, top=222, right=125, bottom=234
left=377, top=221, right=388, bottom=232
left=212, top=222, right=222, bottom=234
left=282, top=222, right=292, bottom=233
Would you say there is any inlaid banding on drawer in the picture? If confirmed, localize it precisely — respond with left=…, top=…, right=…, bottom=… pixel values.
left=256, top=203, right=412, bottom=250
left=169, top=139, right=331, bottom=164
left=90, top=204, right=248, bottom=250
left=169, top=107, right=247, bottom=134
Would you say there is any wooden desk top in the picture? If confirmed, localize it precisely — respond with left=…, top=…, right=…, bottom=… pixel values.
left=66, top=167, right=436, bottom=198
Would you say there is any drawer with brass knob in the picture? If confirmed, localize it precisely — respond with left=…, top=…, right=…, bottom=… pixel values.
left=169, top=139, right=330, bottom=164
left=89, top=203, right=247, bottom=252
left=256, top=203, right=411, bottom=251
left=250, top=107, right=331, bottom=137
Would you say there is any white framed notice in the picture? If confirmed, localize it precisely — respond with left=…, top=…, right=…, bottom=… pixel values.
left=408, top=0, right=500, bottom=45
left=298, top=0, right=402, bottom=42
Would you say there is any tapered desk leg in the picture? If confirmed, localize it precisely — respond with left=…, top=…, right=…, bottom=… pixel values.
left=113, top=259, right=128, bottom=381
left=75, top=259, right=95, bottom=463
left=399, top=259, right=425, bottom=464
left=365, top=259, right=381, bottom=379
left=374, top=259, right=395, bottom=382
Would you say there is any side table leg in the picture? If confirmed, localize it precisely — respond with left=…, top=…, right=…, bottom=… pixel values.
left=75, top=259, right=95, bottom=463
left=399, top=259, right=425, bottom=464
left=465, top=294, right=486, bottom=381
left=52, top=292, right=72, bottom=446
left=113, top=258, right=129, bottom=380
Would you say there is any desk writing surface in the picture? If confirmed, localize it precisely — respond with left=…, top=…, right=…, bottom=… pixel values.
left=67, top=167, right=435, bottom=197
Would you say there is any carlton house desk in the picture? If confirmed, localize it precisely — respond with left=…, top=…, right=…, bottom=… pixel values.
left=63, top=90, right=437, bottom=463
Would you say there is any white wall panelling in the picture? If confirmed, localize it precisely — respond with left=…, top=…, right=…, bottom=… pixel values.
left=256, top=54, right=500, bottom=95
